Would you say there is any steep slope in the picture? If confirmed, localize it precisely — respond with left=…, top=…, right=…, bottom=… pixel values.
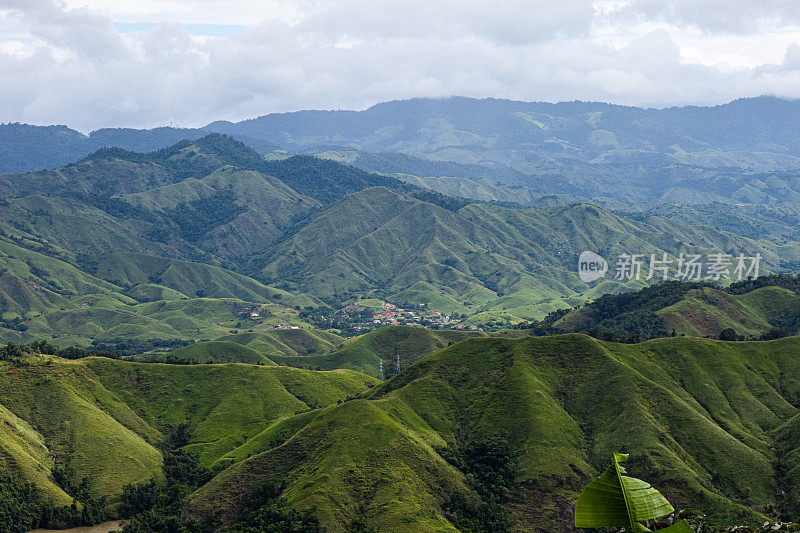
left=255, top=186, right=788, bottom=320
left=94, top=252, right=313, bottom=306
left=0, top=195, right=175, bottom=259
left=550, top=281, right=800, bottom=339
left=0, top=355, right=375, bottom=502
left=119, top=166, right=320, bottom=258
left=261, top=155, right=404, bottom=204
left=0, top=135, right=320, bottom=266
left=0, top=238, right=132, bottom=317
left=659, top=285, right=800, bottom=337
left=188, top=334, right=800, bottom=531
left=0, top=359, right=164, bottom=501
left=0, top=404, right=73, bottom=506
left=82, top=358, right=375, bottom=468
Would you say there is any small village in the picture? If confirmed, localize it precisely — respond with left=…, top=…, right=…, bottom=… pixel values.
left=240, top=300, right=482, bottom=336
left=339, top=301, right=482, bottom=332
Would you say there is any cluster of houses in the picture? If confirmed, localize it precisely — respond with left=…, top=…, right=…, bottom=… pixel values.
left=340, top=301, right=481, bottom=331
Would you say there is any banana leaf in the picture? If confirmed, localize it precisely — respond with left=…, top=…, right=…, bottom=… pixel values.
left=575, top=453, right=690, bottom=532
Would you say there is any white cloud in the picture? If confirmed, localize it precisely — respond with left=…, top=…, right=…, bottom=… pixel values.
left=1, top=0, right=800, bottom=131
left=618, top=0, right=800, bottom=34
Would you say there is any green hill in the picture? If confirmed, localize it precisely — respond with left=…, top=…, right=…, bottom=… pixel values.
left=184, top=333, right=800, bottom=530
left=658, top=285, right=800, bottom=337
left=255, top=186, right=793, bottom=321
left=266, top=325, right=483, bottom=377
left=0, top=354, right=374, bottom=504
left=3, top=134, right=800, bottom=332
left=549, top=279, right=800, bottom=339
left=3, top=133, right=800, bottom=343
left=161, top=326, right=480, bottom=379
left=95, top=252, right=311, bottom=306
left=4, top=334, right=800, bottom=530
left=0, top=358, right=164, bottom=502
left=0, top=236, right=321, bottom=346
left=219, top=329, right=344, bottom=357
left=140, top=340, right=276, bottom=365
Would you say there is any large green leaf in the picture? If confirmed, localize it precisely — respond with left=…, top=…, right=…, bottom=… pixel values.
left=575, top=453, right=689, bottom=532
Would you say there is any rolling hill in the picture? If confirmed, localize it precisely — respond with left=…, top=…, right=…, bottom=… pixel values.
left=548, top=278, right=800, bottom=340
left=2, top=331, right=800, bottom=530
left=218, top=329, right=345, bottom=357
left=146, top=326, right=481, bottom=378
left=2, top=132, right=800, bottom=345
left=185, top=333, right=800, bottom=531
left=254, top=185, right=797, bottom=320
left=0, top=354, right=375, bottom=505
left=245, top=325, right=483, bottom=377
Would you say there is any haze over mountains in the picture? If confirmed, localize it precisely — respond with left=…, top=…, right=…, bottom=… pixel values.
left=5, top=96, right=800, bottom=209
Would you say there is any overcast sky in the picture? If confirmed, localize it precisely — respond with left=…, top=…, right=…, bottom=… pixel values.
left=2, top=0, right=800, bottom=131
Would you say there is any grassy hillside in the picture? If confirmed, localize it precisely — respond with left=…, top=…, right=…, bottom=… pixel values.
left=0, top=357, right=164, bottom=502
left=0, top=237, right=321, bottom=346
left=0, top=354, right=374, bottom=505
left=265, top=325, right=484, bottom=377
left=220, top=329, right=344, bottom=357
left=136, top=340, right=277, bottom=365
left=83, top=358, right=375, bottom=468
left=95, top=252, right=314, bottom=307
left=3, top=333, right=800, bottom=530
left=658, top=285, right=800, bottom=337
left=120, top=166, right=320, bottom=259
left=3, top=134, right=800, bottom=332
left=255, top=186, right=791, bottom=322
left=151, top=326, right=479, bottom=378
left=550, top=280, right=800, bottom=339
left=143, top=341, right=275, bottom=365
left=187, top=333, right=800, bottom=531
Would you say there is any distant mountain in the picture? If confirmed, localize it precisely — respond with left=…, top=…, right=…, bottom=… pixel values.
left=209, top=95, right=800, bottom=168
left=0, top=123, right=281, bottom=174
left=212, top=96, right=800, bottom=207
left=6, top=97, right=800, bottom=205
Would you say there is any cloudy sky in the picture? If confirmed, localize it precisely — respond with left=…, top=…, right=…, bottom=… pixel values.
left=2, top=0, right=800, bottom=131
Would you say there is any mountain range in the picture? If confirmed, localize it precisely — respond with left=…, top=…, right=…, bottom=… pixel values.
left=3, top=132, right=800, bottom=347
left=3, top=97, right=800, bottom=532
left=6, top=96, right=800, bottom=209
